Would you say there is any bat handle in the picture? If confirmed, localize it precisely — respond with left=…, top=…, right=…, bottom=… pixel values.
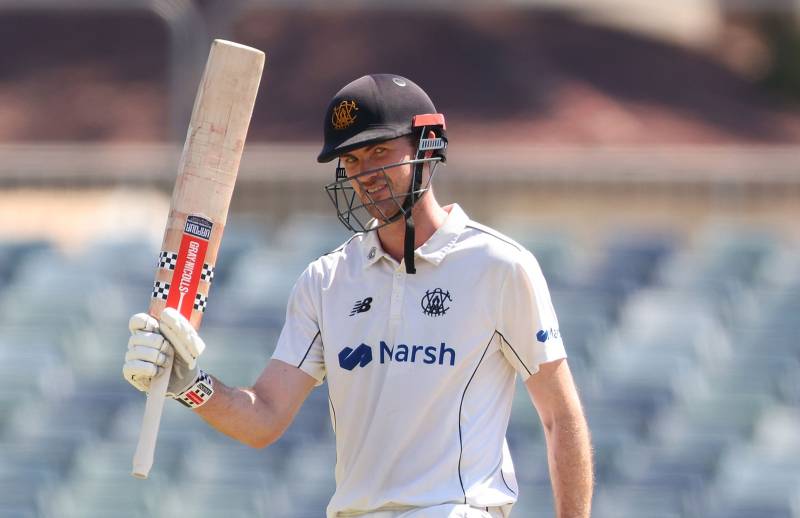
left=131, top=351, right=174, bottom=479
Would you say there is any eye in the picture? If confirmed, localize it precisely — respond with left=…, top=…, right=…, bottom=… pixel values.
left=373, top=146, right=386, bottom=156
left=342, top=155, right=357, bottom=164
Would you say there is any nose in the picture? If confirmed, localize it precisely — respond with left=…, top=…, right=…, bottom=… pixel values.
left=352, top=163, right=382, bottom=186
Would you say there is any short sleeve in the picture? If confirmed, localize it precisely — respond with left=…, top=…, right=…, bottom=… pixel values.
left=271, top=265, right=326, bottom=385
left=497, top=251, right=567, bottom=380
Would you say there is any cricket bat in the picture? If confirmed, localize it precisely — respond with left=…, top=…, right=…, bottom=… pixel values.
left=131, top=39, right=264, bottom=479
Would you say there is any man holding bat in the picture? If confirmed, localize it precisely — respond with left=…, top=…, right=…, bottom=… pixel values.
left=124, top=74, right=593, bottom=517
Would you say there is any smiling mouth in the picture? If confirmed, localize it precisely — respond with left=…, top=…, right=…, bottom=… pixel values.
left=365, top=184, right=388, bottom=197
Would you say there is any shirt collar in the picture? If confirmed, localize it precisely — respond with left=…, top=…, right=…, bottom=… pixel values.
left=362, top=203, right=468, bottom=269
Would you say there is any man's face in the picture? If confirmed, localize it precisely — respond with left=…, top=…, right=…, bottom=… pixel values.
left=338, top=136, right=416, bottom=222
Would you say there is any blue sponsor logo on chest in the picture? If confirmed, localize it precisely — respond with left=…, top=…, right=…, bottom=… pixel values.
left=337, top=341, right=456, bottom=370
left=380, top=341, right=455, bottom=366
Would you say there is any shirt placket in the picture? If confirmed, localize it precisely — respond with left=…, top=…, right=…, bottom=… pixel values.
left=387, top=264, right=407, bottom=343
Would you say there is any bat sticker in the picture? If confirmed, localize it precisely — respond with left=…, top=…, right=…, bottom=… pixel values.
left=165, top=215, right=212, bottom=318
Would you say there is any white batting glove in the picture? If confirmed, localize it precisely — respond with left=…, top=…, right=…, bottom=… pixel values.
left=123, top=308, right=206, bottom=398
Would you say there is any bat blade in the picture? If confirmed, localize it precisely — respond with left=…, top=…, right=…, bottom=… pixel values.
left=131, top=39, right=264, bottom=479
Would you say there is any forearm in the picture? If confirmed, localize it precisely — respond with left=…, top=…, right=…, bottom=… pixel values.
left=125, top=313, right=314, bottom=449
left=543, top=412, right=594, bottom=518
left=193, top=374, right=281, bottom=448
left=192, top=360, right=316, bottom=448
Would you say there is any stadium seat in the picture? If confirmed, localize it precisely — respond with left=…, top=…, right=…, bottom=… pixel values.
left=584, top=232, right=677, bottom=300
left=592, top=343, right=701, bottom=404
left=0, top=239, right=52, bottom=287
left=0, top=508, right=37, bottom=518
left=490, top=223, right=579, bottom=289
left=79, top=238, right=157, bottom=286
left=507, top=482, right=555, bottom=516
left=0, top=437, right=79, bottom=478
left=70, top=439, right=184, bottom=481
left=701, top=503, right=795, bottom=518
left=701, top=352, right=800, bottom=402
left=196, top=324, right=279, bottom=385
left=611, top=287, right=729, bottom=366
left=158, top=480, right=287, bottom=518
left=556, top=312, right=609, bottom=366
left=110, top=399, right=217, bottom=444
left=0, top=479, right=50, bottom=512
left=180, top=439, right=285, bottom=482
left=550, top=287, right=619, bottom=326
left=713, top=443, right=800, bottom=499
left=612, top=440, right=720, bottom=499
left=592, top=481, right=689, bottom=518
left=61, top=323, right=132, bottom=380
left=5, top=395, right=120, bottom=441
left=752, top=404, right=800, bottom=456
left=273, top=213, right=352, bottom=261
left=42, top=475, right=163, bottom=518
left=650, top=392, right=773, bottom=446
left=1, top=215, right=798, bottom=518
left=659, top=228, right=775, bottom=290
left=209, top=245, right=304, bottom=327
left=505, top=440, right=549, bottom=486
left=283, top=440, right=337, bottom=511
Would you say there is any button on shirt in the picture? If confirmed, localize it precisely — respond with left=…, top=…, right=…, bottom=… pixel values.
left=272, top=204, right=567, bottom=517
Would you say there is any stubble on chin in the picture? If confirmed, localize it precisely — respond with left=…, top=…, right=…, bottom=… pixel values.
left=363, top=195, right=402, bottom=222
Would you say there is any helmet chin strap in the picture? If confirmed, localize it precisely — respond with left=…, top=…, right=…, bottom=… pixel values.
left=402, top=147, right=426, bottom=274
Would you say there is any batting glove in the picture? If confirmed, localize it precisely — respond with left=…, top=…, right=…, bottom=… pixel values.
left=123, top=308, right=207, bottom=399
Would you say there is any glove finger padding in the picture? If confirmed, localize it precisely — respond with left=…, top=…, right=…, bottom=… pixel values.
left=125, top=343, right=169, bottom=368
left=123, top=358, right=159, bottom=380
left=127, top=330, right=170, bottom=355
left=125, top=371, right=152, bottom=393
left=123, top=309, right=204, bottom=397
left=124, top=313, right=170, bottom=392
left=129, top=312, right=159, bottom=334
left=158, top=308, right=206, bottom=370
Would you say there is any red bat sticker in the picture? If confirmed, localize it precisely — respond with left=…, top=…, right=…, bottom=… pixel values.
left=166, top=215, right=212, bottom=319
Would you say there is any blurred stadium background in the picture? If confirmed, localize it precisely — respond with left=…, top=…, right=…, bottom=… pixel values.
left=1, top=1, right=800, bottom=517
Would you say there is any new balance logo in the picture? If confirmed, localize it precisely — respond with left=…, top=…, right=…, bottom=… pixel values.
left=338, top=343, right=373, bottom=370
left=350, top=297, right=373, bottom=316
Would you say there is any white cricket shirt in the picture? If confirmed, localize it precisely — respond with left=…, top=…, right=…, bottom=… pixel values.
left=272, top=204, right=566, bottom=517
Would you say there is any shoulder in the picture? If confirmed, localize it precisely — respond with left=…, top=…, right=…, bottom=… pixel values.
left=304, top=232, right=364, bottom=278
left=459, top=219, right=532, bottom=264
left=455, top=219, right=547, bottom=287
left=462, top=220, right=525, bottom=252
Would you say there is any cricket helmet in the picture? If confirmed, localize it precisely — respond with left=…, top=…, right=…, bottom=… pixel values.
left=319, top=74, right=448, bottom=274
left=317, top=74, right=447, bottom=163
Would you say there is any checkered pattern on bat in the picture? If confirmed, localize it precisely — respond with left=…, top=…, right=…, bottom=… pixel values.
left=152, top=281, right=170, bottom=300
left=158, top=251, right=178, bottom=270
left=194, top=292, right=208, bottom=312
left=201, top=263, right=215, bottom=283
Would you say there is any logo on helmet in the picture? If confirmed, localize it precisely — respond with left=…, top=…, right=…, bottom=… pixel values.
left=331, top=100, right=358, bottom=130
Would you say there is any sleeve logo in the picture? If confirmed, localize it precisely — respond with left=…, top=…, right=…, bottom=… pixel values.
left=536, top=328, right=561, bottom=343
